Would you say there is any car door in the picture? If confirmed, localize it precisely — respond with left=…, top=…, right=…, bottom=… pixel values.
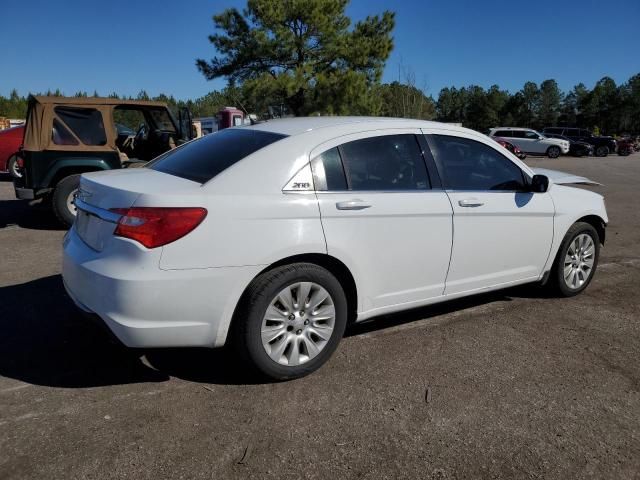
left=423, top=131, right=554, bottom=295
left=311, top=130, right=453, bottom=315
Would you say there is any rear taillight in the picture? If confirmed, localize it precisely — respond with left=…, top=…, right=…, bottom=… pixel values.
left=109, top=207, right=207, bottom=248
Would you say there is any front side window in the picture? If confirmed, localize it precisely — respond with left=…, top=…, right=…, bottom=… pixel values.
left=54, top=107, right=107, bottom=146
left=523, top=130, right=540, bottom=140
left=148, top=108, right=176, bottom=132
left=427, top=135, right=526, bottom=191
left=339, top=135, right=430, bottom=191
left=148, top=128, right=286, bottom=183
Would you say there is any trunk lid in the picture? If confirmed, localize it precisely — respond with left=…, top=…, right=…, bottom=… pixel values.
left=74, top=168, right=204, bottom=252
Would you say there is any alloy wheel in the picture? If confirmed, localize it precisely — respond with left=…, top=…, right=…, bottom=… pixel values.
left=261, top=282, right=335, bottom=366
left=563, top=233, right=595, bottom=289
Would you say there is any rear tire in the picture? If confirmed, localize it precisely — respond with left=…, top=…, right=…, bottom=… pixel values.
left=549, top=222, right=600, bottom=297
left=52, top=174, right=81, bottom=228
left=595, top=146, right=609, bottom=157
left=7, top=155, right=21, bottom=178
left=232, top=263, right=348, bottom=381
left=547, top=146, right=561, bottom=158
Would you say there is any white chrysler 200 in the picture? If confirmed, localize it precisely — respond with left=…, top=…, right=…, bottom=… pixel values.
left=63, top=118, right=607, bottom=380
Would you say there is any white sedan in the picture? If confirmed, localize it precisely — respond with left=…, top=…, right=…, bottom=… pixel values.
left=62, top=118, right=608, bottom=380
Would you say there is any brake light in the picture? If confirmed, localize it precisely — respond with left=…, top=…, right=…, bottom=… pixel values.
left=109, top=207, right=207, bottom=248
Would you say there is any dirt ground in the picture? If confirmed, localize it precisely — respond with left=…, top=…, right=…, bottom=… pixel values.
left=1, top=153, right=639, bottom=479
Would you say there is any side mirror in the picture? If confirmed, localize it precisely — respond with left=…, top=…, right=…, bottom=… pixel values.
left=530, top=174, right=549, bottom=193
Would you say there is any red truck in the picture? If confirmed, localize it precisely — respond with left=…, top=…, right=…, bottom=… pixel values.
left=0, top=125, right=24, bottom=177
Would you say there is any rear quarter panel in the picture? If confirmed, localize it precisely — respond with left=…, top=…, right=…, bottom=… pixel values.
left=158, top=138, right=327, bottom=270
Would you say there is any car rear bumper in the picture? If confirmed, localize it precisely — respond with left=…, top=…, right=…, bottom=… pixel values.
left=62, top=226, right=261, bottom=348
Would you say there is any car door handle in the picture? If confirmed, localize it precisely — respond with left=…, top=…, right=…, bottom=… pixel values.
left=335, top=200, right=371, bottom=211
left=458, top=198, right=484, bottom=207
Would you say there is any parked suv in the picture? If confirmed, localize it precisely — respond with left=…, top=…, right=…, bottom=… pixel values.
left=542, top=127, right=616, bottom=157
left=488, top=127, right=569, bottom=158
left=13, top=96, right=193, bottom=226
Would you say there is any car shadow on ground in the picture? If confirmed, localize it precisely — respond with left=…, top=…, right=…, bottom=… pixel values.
left=0, top=274, right=553, bottom=389
left=0, top=198, right=65, bottom=233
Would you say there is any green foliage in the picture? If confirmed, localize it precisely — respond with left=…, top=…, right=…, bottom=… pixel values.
left=196, top=0, right=395, bottom=115
left=374, top=82, right=435, bottom=119
left=1, top=74, right=639, bottom=135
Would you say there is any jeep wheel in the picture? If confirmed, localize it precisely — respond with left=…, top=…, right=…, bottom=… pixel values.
left=52, top=174, right=81, bottom=227
left=547, top=146, right=561, bottom=159
left=7, top=155, right=22, bottom=178
left=595, top=146, right=609, bottom=157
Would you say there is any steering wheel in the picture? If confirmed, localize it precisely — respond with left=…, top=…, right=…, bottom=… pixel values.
left=134, top=124, right=148, bottom=143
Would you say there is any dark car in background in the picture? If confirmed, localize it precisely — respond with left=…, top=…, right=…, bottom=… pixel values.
left=544, top=133, right=594, bottom=157
left=542, top=127, right=616, bottom=157
left=0, top=125, right=25, bottom=177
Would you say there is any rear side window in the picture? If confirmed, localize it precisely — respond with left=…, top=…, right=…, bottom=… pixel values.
left=311, top=147, right=348, bottom=191
left=494, top=130, right=512, bottom=137
left=148, top=128, right=286, bottom=183
left=340, top=135, right=430, bottom=191
left=510, top=130, right=526, bottom=138
left=54, top=107, right=107, bottom=146
left=427, top=135, right=526, bottom=191
left=52, top=118, right=79, bottom=145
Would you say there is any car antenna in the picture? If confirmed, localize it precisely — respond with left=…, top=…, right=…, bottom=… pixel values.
left=230, top=94, right=258, bottom=125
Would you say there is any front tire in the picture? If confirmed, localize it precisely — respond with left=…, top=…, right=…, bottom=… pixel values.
left=233, top=263, right=348, bottom=381
left=52, top=174, right=81, bottom=227
left=547, top=146, right=561, bottom=158
left=595, top=146, right=609, bottom=157
left=549, top=222, right=600, bottom=297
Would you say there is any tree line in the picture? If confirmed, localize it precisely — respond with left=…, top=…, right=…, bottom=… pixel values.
left=2, top=72, right=639, bottom=135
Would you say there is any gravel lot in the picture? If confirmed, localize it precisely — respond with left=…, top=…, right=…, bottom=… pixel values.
left=1, top=153, right=639, bottom=479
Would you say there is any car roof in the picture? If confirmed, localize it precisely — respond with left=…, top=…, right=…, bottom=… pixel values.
left=29, top=95, right=168, bottom=108
left=242, top=116, right=469, bottom=137
left=490, top=127, right=533, bottom=131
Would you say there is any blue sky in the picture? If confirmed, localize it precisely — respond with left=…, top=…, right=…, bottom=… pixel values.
left=2, top=0, right=639, bottom=100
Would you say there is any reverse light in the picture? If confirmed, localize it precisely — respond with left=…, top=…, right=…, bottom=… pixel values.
left=109, top=207, right=207, bottom=248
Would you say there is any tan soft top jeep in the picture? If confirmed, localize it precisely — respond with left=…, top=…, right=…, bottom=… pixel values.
left=14, top=95, right=194, bottom=226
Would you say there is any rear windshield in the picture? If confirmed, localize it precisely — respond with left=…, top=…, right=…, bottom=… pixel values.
left=148, top=128, right=287, bottom=183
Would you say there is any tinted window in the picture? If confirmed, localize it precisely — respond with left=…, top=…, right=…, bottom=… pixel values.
left=54, top=107, right=107, bottom=146
left=148, top=128, right=286, bottom=183
left=51, top=118, right=79, bottom=145
left=494, top=130, right=512, bottom=137
left=427, top=135, right=526, bottom=191
left=339, top=135, right=429, bottom=191
left=579, top=129, right=592, bottom=137
left=311, top=147, right=347, bottom=191
left=565, top=129, right=580, bottom=137
left=511, top=130, right=527, bottom=138
left=523, top=130, right=540, bottom=139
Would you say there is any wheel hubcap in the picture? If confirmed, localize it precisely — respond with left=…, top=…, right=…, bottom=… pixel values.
left=261, top=282, right=335, bottom=366
left=563, top=233, right=595, bottom=289
left=66, top=189, right=78, bottom=217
